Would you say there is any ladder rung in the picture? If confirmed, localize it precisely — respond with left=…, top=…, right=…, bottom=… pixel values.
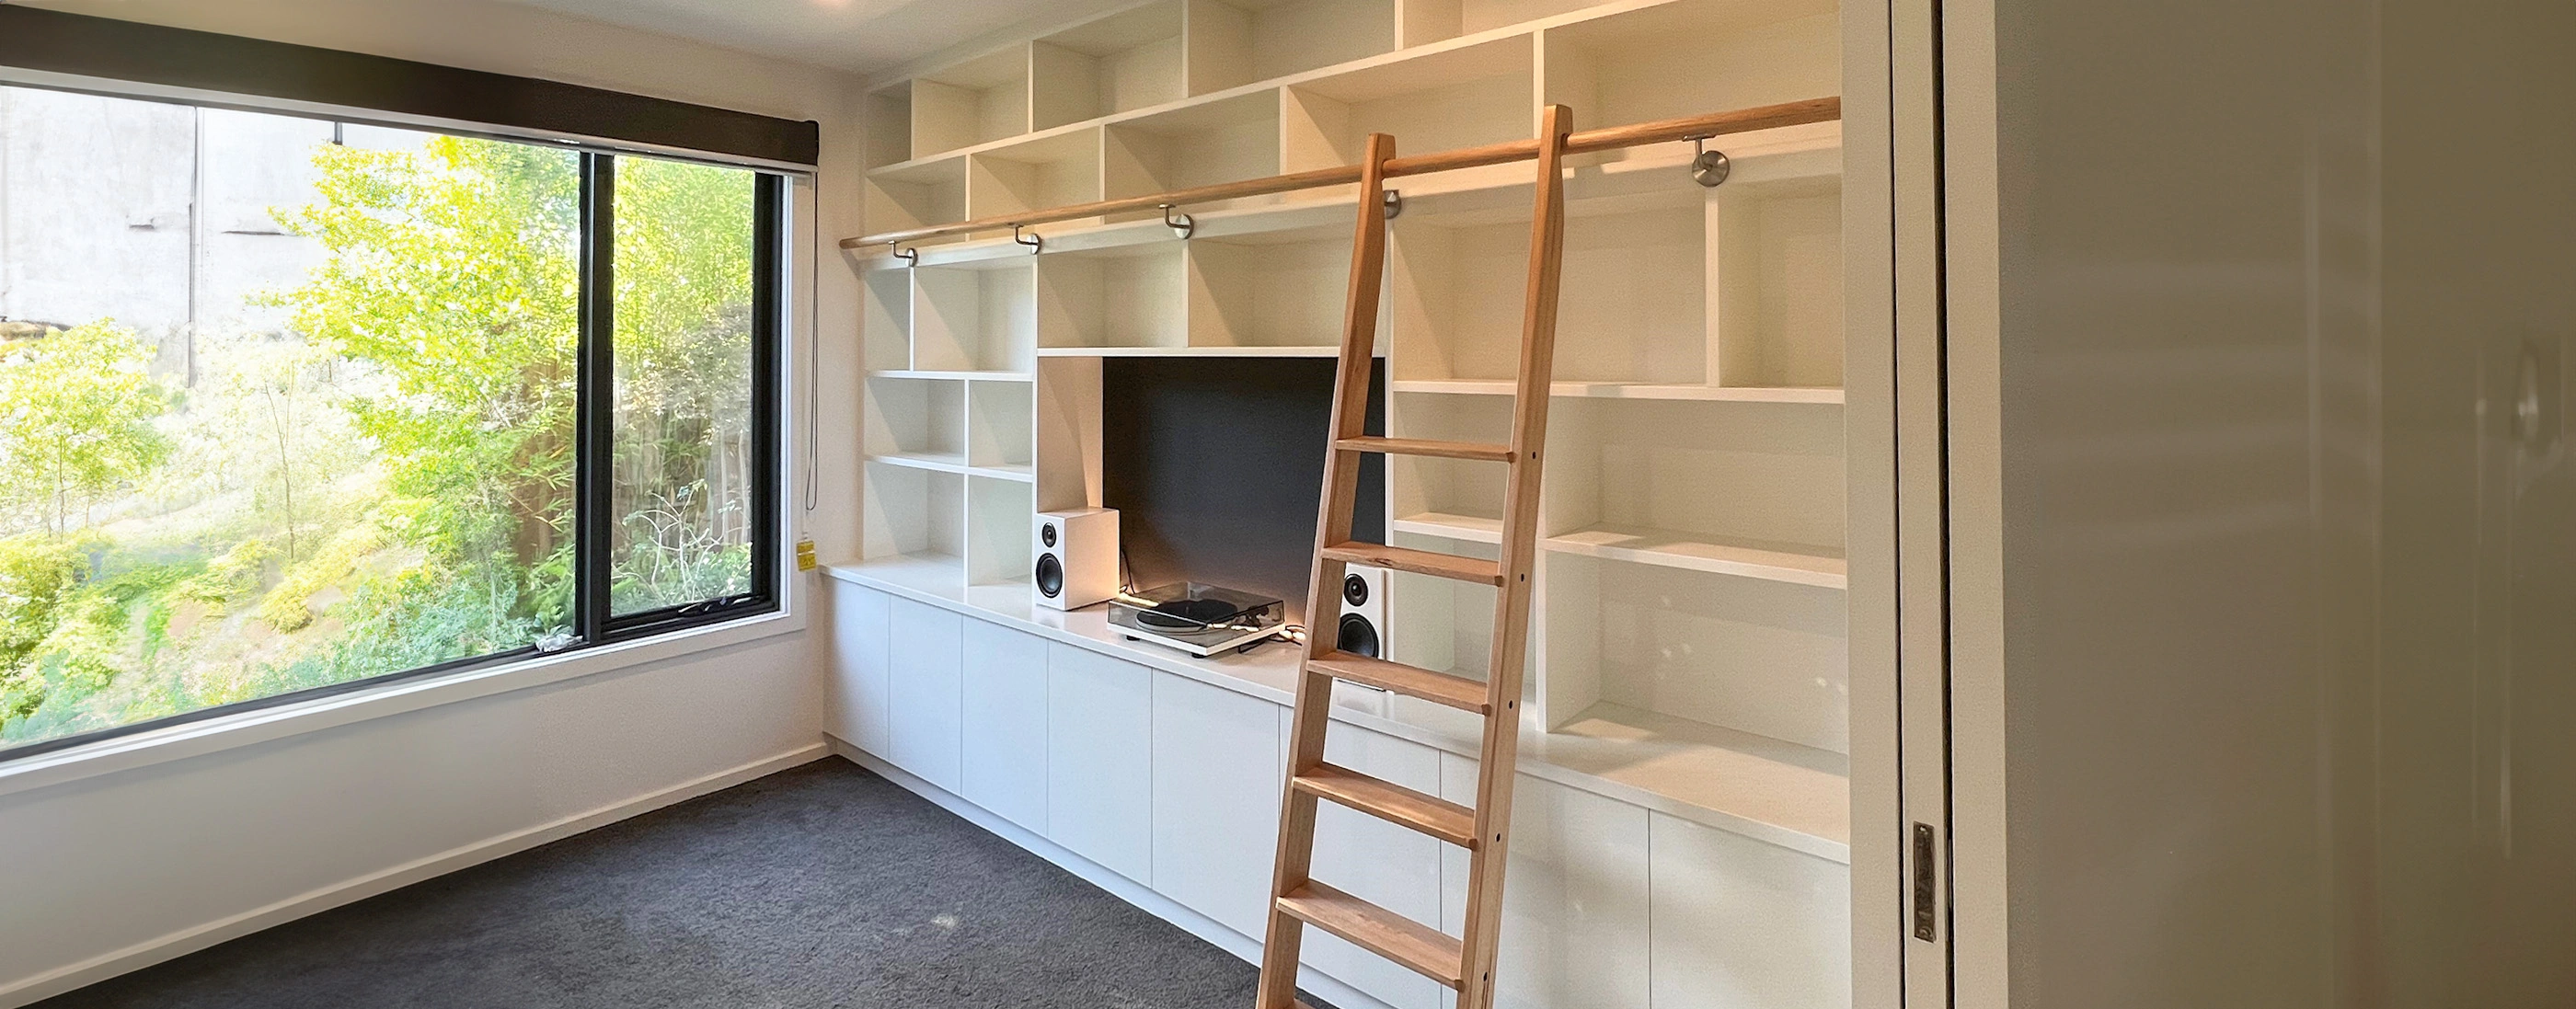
left=1309, top=652, right=1490, bottom=714
left=1294, top=762, right=1478, bottom=848
left=1334, top=436, right=1514, bottom=463
left=1322, top=542, right=1502, bottom=586
left=1276, top=880, right=1466, bottom=988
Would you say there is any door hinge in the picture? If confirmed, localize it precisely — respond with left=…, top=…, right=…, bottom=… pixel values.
left=1912, top=821, right=1938, bottom=941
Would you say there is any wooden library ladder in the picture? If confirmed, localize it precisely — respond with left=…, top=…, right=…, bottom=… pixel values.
left=1254, top=103, right=1575, bottom=1009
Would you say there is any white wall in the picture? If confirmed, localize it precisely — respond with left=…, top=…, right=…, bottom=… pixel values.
left=0, top=2, right=868, bottom=1003
left=1945, top=0, right=2576, bottom=1004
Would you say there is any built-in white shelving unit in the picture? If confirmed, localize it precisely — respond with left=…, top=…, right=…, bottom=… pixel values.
left=845, top=0, right=1853, bottom=974
left=852, top=0, right=1847, bottom=836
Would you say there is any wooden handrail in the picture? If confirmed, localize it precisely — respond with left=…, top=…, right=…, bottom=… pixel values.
left=839, top=96, right=1840, bottom=251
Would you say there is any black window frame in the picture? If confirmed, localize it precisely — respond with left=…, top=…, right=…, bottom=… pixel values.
left=0, top=79, right=793, bottom=763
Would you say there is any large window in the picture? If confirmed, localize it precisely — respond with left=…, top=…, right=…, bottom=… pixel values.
left=0, top=86, right=781, bottom=758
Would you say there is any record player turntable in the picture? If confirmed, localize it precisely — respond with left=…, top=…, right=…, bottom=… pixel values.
left=1109, top=582, right=1290, bottom=657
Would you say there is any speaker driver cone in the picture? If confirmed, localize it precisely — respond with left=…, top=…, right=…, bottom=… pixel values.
left=1035, top=553, right=1064, bottom=599
left=1337, top=613, right=1380, bottom=658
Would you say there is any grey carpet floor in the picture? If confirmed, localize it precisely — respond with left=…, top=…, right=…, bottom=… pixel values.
left=37, top=757, right=1337, bottom=1009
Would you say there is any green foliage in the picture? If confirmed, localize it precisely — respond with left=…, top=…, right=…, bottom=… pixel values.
left=272, top=136, right=581, bottom=590
left=0, top=322, right=171, bottom=533
left=257, top=522, right=386, bottom=632
left=0, top=533, right=84, bottom=722
left=174, top=538, right=273, bottom=609
left=0, top=138, right=761, bottom=749
left=608, top=158, right=758, bottom=613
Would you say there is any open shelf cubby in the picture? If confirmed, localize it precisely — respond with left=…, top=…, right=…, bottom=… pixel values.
left=966, top=476, right=1038, bottom=586
left=1037, top=243, right=1190, bottom=350
left=1542, top=552, right=1847, bottom=752
left=865, top=83, right=914, bottom=169
left=1384, top=528, right=1504, bottom=689
left=1104, top=90, right=1284, bottom=209
left=968, top=129, right=1105, bottom=224
left=967, top=379, right=1037, bottom=476
left=1387, top=390, right=1512, bottom=533
left=862, top=462, right=966, bottom=564
left=1281, top=35, right=1535, bottom=191
left=1713, top=170, right=1844, bottom=389
left=913, top=260, right=1039, bottom=374
left=1035, top=2, right=1189, bottom=130
left=1186, top=0, right=1397, bottom=95
left=1392, top=188, right=1709, bottom=386
left=1187, top=223, right=1358, bottom=350
left=1397, top=0, right=1624, bottom=45
left=866, top=375, right=967, bottom=469
left=865, top=156, right=968, bottom=235
left=914, top=46, right=1033, bottom=158
left=1539, top=0, right=1840, bottom=146
left=1540, top=396, right=1846, bottom=580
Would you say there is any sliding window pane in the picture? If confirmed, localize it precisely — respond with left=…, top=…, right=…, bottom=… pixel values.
left=0, top=87, right=577, bottom=751
left=606, top=157, right=761, bottom=614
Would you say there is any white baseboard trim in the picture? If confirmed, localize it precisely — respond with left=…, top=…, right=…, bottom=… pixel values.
left=823, top=735, right=1396, bottom=1009
left=0, top=742, right=831, bottom=1009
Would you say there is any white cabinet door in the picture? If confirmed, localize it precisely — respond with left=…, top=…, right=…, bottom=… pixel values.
left=1306, top=726, right=1446, bottom=1009
left=1148, top=672, right=1284, bottom=940
left=1047, top=643, right=1153, bottom=882
left=1648, top=812, right=1850, bottom=1009
left=826, top=582, right=892, bottom=755
left=885, top=598, right=965, bottom=792
left=960, top=621, right=1049, bottom=832
left=1440, top=755, right=1651, bottom=1009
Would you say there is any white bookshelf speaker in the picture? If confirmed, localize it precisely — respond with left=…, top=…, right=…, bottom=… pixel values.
left=1034, top=508, right=1120, bottom=610
left=1333, top=565, right=1389, bottom=659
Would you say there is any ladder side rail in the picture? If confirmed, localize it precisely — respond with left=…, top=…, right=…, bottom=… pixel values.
left=1254, top=129, right=1398, bottom=1009
left=1455, top=103, right=1576, bottom=1009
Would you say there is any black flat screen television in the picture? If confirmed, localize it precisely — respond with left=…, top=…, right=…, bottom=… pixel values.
left=1101, top=357, right=1386, bottom=625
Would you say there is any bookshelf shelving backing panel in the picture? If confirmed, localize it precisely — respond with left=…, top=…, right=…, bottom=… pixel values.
left=1186, top=224, right=1361, bottom=350
left=1544, top=553, right=1847, bottom=752
left=862, top=462, right=966, bottom=563
left=1538, top=0, right=1839, bottom=156
left=967, top=476, right=1039, bottom=587
left=1103, top=90, right=1284, bottom=212
left=1186, top=0, right=1397, bottom=94
left=1280, top=35, right=1535, bottom=197
left=1034, top=2, right=1189, bottom=130
left=1038, top=243, right=1190, bottom=350
left=968, top=129, right=1106, bottom=224
left=914, top=46, right=1033, bottom=157
left=912, top=260, right=1039, bottom=374
left=865, top=156, right=968, bottom=235
left=1713, top=171, right=1844, bottom=389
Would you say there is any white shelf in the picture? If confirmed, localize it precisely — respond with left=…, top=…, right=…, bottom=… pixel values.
left=1526, top=701, right=1848, bottom=854
left=867, top=451, right=969, bottom=474
left=1391, top=378, right=1844, bottom=403
left=1390, top=510, right=1503, bottom=544
left=868, top=452, right=1035, bottom=484
left=1543, top=522, right=1846, bottom=589
left=871, top=369, right=1035, bottom=382
left=1035, top=345, right=1341, bottom=358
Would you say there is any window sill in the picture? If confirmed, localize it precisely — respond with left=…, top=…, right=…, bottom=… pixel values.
left=0, top=605, right=807, bottom=801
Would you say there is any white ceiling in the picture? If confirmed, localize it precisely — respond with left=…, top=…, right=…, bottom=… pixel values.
left=489, top=0, right=1110, bottom=76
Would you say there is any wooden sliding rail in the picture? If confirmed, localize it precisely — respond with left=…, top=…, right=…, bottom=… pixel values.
left=840, top=96, right=1841, bottom=251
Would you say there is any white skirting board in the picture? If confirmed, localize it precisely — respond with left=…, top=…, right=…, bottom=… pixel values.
left=826, top=737, right=1399, bottom=1009
left=0, top=744, right=833, bottom=1009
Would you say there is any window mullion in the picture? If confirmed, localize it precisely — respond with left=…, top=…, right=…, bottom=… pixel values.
left=575, top=153, right=616, bottom=644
